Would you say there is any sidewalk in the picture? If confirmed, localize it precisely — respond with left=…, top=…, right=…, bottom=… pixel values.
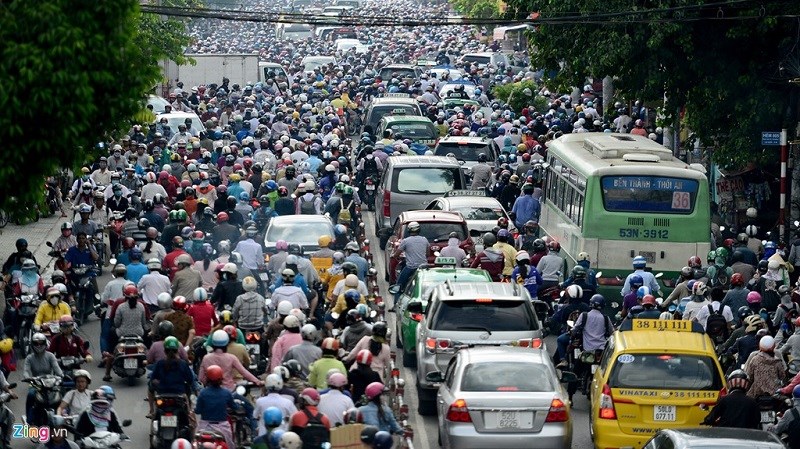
left=0, top=214, right=66, bottom=278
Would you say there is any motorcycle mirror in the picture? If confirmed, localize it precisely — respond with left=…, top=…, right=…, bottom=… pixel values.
left=46, top=241, right=53, bottom=248
left=719, top=226, right=725, bottom=232
left=122, top=419, right=132, bottom=427
left=655, top=272, right=663, bottom=279
left=566, top=320, right=574, bottom=328
left=330, top=312, right=339, bottom=320
left=7, top=383, right=16, bottom=389
left=795, top=220, right=800, bottom=227
left=595, top=271, right=603, bottom=278
left=656, top=297, right=664, bottom=306
left=236, top=385, right=246, bottom=396
left=370, top=310, right=377, bottom=318
left=109, top=258, right=117, bottom=266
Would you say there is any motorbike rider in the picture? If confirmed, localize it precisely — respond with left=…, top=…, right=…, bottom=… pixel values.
left=356, top=146, right=383, bottom=191
left=10, top=258, right=44, bottom=302
left=553, top=285, right=589, bottom=367
left=744, top=335, right=786, bottom=398
left=34, top=287, right=72, bottom=330
left=470, top=232, right=505, bottom=281
left=54, top=222, right=78, bottom=254
left=212, top=263, right=244, bottom=311
left=232, top=276, right=268, bottom=333
left=701, top=370, right=760, bottom=429
left=171, top=254, right=202, bottom=299
left=560, top=265, right=596, bottom=304
left=283, top=324, right=322, bottom=377
left=234, top=225, right=264, bottom=277
left=391, top=221, right=429, bottom=300
left=511, top=183, right=540, bottom=230
left=511, top=251, right=543, bottom=298
left=493, top=229, right=518, bottom=279
left=254, top=376, right=296, bottom=436
left=75, top=388, right=125, bottom=437
left=340, top=308, right=373, bottom=354
left=728, top=315, right=766, bottom=367
left=730, top=250, right=757, bottom=284
left=536, top=240, right=564, bottom=291
left=289, top=388, right=332, bottom=447
left=343, top=242, right=368, bottom=281
left=318, top=372, right=354, bottom=427
left=49, top=315, right=92, bottom=360
left=693, top=287, right=734, bottom=331
left=438, top=232, right=466, bottom=265
left=571, top=294, right=614, bottom=356
left=307, top=338, right=347, bottom=391
left=36, top=416, right=79, bottom=449
left=621, top=256, right=661, bottom=297
left=682, top=281, right=710, bottom=322
left=57, top=369, right=91, bottom=416
left=65, top=232, right=100, bottom=295
left=772, top=385, right=800, bottom=448
left=148, top=336, right=195, bottom=419
left=344, top=322, right=391, bottom=383
left=24, top=332, right=63, bottom=424
left=515, top=221, right=540, bottom=253
left=138, top=258, right=171, bottom=314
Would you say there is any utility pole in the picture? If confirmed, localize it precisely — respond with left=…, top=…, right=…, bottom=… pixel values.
left=780, top=128, right=788, bottom=241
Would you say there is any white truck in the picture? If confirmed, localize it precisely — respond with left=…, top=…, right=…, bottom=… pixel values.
left=161, top=54, right=263, bottom=91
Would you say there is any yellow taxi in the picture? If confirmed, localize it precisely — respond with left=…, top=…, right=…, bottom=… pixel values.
left=589, top=319, right=727, bottom=449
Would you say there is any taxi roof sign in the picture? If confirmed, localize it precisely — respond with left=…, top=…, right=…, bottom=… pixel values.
left=445, top=189, right=487, bottom=198
left=391, top=108, right=408, bottom=114
left=434, top=256, right=458, bottom=266
left=621, top=319, right=704, bottom=333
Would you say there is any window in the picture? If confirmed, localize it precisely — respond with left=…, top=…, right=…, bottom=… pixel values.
left=266, top=221, right=334, bottom=245
left=601, top=176, right=699, bottom=214
left=430, top=300, right=538, bottom=331
left=545, top=156, right=586, bottom=228
left=403, top=222, right=466, bottom=242
left=394, top=168, right=461, bottom=194
left=461, top=362, right=553, bottom=392
left=461, top=55, right=491, bottom=65
left=445, top=358, right=458, bottom=389
left=367, top=105, right=420, bottom=130
left=451, top=206, right=505, bottom=221
left=434, top=142, right=494, bottom=161
left=608, top=354, right=722, bottom=390
left=388, top=122, right=437, bottom=140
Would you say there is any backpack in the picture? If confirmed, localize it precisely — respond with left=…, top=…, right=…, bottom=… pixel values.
left=299, top=195, right=318, bottom=215
left=363, top=156, right=378, bottom=175
left=705, top=304, right=729, bottom=341
left=299, top=409, right=330, bottom=449
left=338, top=198, right=353, bottom=223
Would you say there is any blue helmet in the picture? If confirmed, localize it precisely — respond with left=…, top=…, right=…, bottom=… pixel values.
left=239, top=192, right=250, bottom=201
left=130, top=247, right=143, bottom=261
left=99, top=385, right=116, bottom=401
left=793, top=384, right=800, bottom=399
left=632, top=256, right=647, bottom=268
left=590, top=294, right=605, bottom=309
left=636, top=286, right=650, bottom=299
left=765, top=241, right=776, bottom=250
left=263, top=407, right=284, bottom=427
left=629, top=274, right=644, bottom=288
left=268, top=429, right=285, bottom=449
left=265, top=180, right=278, bottom=191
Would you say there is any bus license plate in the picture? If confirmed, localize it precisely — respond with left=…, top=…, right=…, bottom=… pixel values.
left=761, top=411, right=775, bottom=423
left=161, top=415, right=177, bottom=427
left=124, top=358, right=138, bottom=370
left=654, top=405, right=676, bottom=421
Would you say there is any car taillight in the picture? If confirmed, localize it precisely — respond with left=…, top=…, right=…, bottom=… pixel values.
left=599, top=384, right=617, bottom=420
left=425, top=337, right=451, bottom=353
left=545, top=398, right=569, bottom=422
left=382, top=190, right=391, bottom=217
left=446, top=399, right=471, bottom=422
left=513, top=338, right=543, bottom=349
left=410, top=312, right=423, bottom=321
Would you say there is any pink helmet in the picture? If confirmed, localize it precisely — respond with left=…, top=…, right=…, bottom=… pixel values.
left=276, top=240, right=288, bottom=251
left=365, top=382, right=385, bottom=400
left=300, top=388, right=320, bottom=406
left=746, top=291, right=762, bottom=304
left=328, top=372, right=347, bottom=388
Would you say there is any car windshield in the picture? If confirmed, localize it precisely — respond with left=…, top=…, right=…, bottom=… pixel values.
left=431, top=300, right=537, bottom=331
left=435, top=142, right=494, bottom=161
left=159, top=115, right=198, bottom=134
left=462, top=55, right=491, bottom=65
left=387, top=122, right=437, bottom=140
left=451, top=205, right=505, bottom=221
left=368, top=105, right=419, bottom=129
left=380, top=68, right=417, bottom=79
left=404, top=222, right=465, bottom=242
left=266, top=222, right=333, bottom=245
left=394, top=167, right=461, bottom=194
left=608, top=354, right=722, bottom=390
left=461, top=362, right=553, bottom=392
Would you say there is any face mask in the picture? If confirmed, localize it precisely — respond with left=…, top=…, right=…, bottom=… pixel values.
left=114, top=191, right=122, bottom=198
left=49, top=296, right=60, bottom=306
left=111, top=179, right=120, bottom=185
left=127, top=298, right=138, bottom=307
left=82, top=175, right=89, bottom=181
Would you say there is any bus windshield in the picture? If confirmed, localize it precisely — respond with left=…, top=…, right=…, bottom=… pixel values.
left=601, top=176, right=699, bottom=214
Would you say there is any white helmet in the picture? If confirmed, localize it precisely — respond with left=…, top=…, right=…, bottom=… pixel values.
left=73, top=369, right=91, bottom=383
left=221, top=263, right=238, bottom=275
left=157, top=292, right=173, bottom=309
left=242, top=276, right=257, bottom=292
left=300, top=324, right=317, bottom=341
left=746, top=207, right=757, bottom=218
left=193, top=287, right=208, bottom=302
left=147, top=258, right=162, bottom=270
left=746, top=224, right=758, bottom=237
left=282, top=315, right=300, bottom=329
left=564, top=284, right=583, bottom=300
left=265, top=373, right=283, bottom=391
left=277, top=301, right=293, bottom=316
left=279, top=432, right=302, bottom=449
left=577, top=252, right=590, bottom=262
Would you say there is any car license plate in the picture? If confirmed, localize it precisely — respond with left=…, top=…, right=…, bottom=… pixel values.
left=161, top=415, right=177, bottom=427
left=123, top=358, right=138, bottom=370
left=247, top=344, right=260, bottom=355
left=761, top=411, right=775, bottom=423
left=654, top=405, right=676, bottom=421
left=366, top=184, right=375, bottom=191
left=484, top=410, right=533, bottom=429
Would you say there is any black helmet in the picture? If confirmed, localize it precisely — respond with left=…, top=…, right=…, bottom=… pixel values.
left=288, top=243, right=302, bottom=255
left=478, top=153, right=487, bottom=162
left=138, top=217, right=150, bottom=230
left=590, top=294, right=605, bottom=309
left=283, top=359, right=305, bottom=378
left=226, top=196, right=237, bottom=208
left=757, top=259, right=768, bottom=274
left=482, top=232, right=496, bottom=247
left=341, top=261, right=358, bottom=275
left=532, top=238, right=546, bottom=252
left=157, top=320, right=174, bottom=339
left=571, top=265, right=587, bottom=280
left=737, top=305, right=753, bottom=320
left=372, top=321, right=388, bottom=338
left=731, top=250, right=744, bottom=264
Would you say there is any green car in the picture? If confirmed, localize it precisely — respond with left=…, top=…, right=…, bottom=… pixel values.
left=392, top=261, right=492, bottom=367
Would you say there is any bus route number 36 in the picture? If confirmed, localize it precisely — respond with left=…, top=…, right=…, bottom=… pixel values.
left=619, top=229, right=670, bottom=239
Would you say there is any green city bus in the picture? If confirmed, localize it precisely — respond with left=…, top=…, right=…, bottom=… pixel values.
left=539, top=133, right=711, bottom=310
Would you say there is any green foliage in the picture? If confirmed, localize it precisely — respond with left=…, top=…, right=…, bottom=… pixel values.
left=510, top=0, right=800, bottom=169
left=137, top=0, right=198, bottom=66
left=0, top=0, right=162, bottom=213
left=494, top=80, right=549, bottom=112
left=450, top=0, right=501, bottom=19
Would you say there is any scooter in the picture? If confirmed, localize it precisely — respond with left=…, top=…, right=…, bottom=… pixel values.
left=0, top=384, right=16, bottom=449
left=111, top=336, right=147, bottom=386
left=69, top=264, right=101, bottom=326
left=362, top=175, right=378, bottom=211
left=22, top=375, right=63, bottom=427
left=150, top=394, right=192, bottom=449
left=72, top=421, right=132, bottom=449
left=242, top=330, right=269, bottom=376
left=14, top=293, right=41, bottom=357
left=230, top=383, right=257, bottom=448
left=192, top=430, right=227, bottom=449
left=755, top=394, right=790, bottom=431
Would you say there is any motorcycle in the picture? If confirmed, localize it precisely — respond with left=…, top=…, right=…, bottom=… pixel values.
left=22, top=375, right=63, bottom=427
left=192, top=430, right=227, bottom=449
left=58, top=353, right=89, bottom=395
left=362, top=175, right=377, bottom=211
left=109, top=212, right=125, bottom=256
left=73, top=423, right=132, bottom=449
left=15, top=293, right=41, bottom=358
left=93, top=229, right=107, bottom=275
left=230, top=383, right=256, bottom=448
left=755, top=394, right=790, bottom=431
left=69, top=264, right=101, bottom=325
left=45, top=180, right=60, bottom=217
left=150, top=394, right=192, bottom=449
left=111, top=336, right=147, bottom=386
left=0, top=384, right=16, bottom=449
left=45, top=241, right=69, bottom=273
left=242, top=330, right=269, bottom=376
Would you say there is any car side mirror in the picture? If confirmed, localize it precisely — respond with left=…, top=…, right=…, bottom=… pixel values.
left=122, top=419, right=132, bottom=427
left=559, top=371, right=578, bottom=383
left=407, top=302, right=423, bottom=314
left=426, top=371, right=444, bottom=383
left=388, top=285, right=400, bottom=295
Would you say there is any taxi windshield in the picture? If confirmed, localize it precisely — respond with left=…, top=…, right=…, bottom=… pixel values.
left=608, top=354, right=722, bottom=390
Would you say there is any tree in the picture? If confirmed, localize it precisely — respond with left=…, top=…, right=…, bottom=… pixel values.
left=493, top=80, right=549, bottom=112
left=137, top=0, right=199, bottom=66
left=506, top=0, right=800, bottom=168
left=450, top=0, right=502, bottom=20
left=0, top=0, right=189, bottom=213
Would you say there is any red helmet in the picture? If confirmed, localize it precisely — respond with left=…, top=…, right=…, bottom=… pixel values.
left=356, top=349, right=373, bottom=365
left=123, top=285, right=139, bottom=298
left=180, top=179, right=191, bottom=188
left=122, top=237, right=135, bottom=250
left=723, top=238, right=735, bottom=249
left=233, top=163, right=243, bottom=172
left=497, top=217, right=509, bottom=228
left=641, top=295, right=657, bottom=307
left=688, top=256, right=702, bottom=268
left=322, top=337, right=339, bottom=351
left=206, top=365, right=223, bottom=382
left=548, top=240, right=561, bottom=252
left=216, top=212, right=229, bottom=222
left=173, top=296, right=188, bottom=311
left=223, top=325, right=237, bottom=341
left=730, top=273, right=744, bottom=287
left=746, top=291, right=762, bottom=304
left=522, top=153, right=531, bottom=162
left=193, top=230, right=205, bottom=241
